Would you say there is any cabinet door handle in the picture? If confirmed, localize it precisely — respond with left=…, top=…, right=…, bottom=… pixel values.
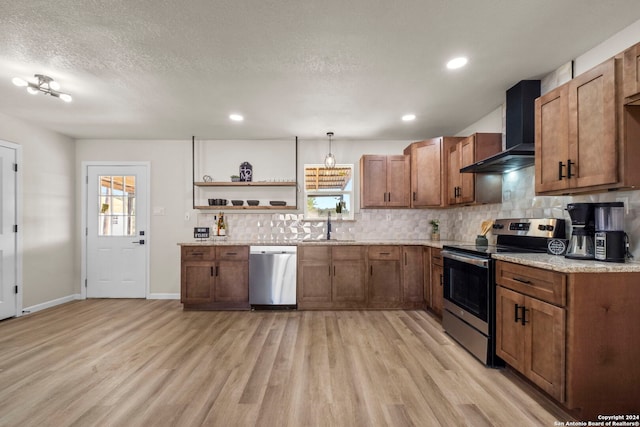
left=567, top=159, right=575, bottom=178
left=413, top=191, right=416, bottom=201
left=388, top=192, right=391, bottom=202
left=210, top=266, right=214, bottom=277
left=513, top=277, right=532, bottom=285
left=440, top=274, right=443, bottom=286
left=370, top=265, right=373, bottom=276
left=225, top=252, right=237, bottom=256
left=333, top=265, right=336, bottom=276
left=329, top=265, right=331, bottom=276
left=215, top=266, right=219, bottom=277
left=379, top=252, right=391, bottom=256
left=558, top=161, right=565, bottom=180
left=515, top=303, right=521, bottom=323
left=404, top=252, right=407, bottom=265
left=521, top=306, right=529, bottom=325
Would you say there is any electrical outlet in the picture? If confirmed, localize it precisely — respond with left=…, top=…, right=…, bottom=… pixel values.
left=184, top=212, right=190, bottom=221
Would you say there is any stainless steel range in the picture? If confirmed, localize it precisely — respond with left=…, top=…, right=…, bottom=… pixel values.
left=441, top=218, right=566, bottom=367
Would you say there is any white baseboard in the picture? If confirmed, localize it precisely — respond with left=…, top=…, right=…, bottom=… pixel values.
left=22, top=293, right=83, bottom=315
left=148, top=293, right=180, bottom=300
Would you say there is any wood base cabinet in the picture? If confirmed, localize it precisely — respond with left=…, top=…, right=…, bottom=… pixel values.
left=298, top=244, right=426, bottom=310
left=368, top=246, right=402, bottom=308
left=402, top=246, right=424, bottom=307
left=496, top=286, right=565, bottom=402
left=180, top=245, right=249, bottom=310
left=428, top=248, right=443, bottom=317
left=496, top=260, right=640, bottom=419
left=298, top=246, right=366, bottom=309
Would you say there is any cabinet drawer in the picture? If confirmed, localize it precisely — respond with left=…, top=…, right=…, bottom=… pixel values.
left=495, top=261, right=566, bottom=306
left=431, top=248, right=443, bottom=267
left=299, top=245, right=331, bottom=261
left=367, top=245, right=401, bottom=260
left=182, top=246, right=215, bottom=261
left=332, top=246, right=364, bottom=261
left=216, top=246, right=249, bottom=260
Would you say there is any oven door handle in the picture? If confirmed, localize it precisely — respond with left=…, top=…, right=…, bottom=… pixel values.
left=442, top=250, right=489, bottom=268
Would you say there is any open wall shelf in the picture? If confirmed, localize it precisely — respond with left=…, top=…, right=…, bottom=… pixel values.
left=191, top=137, right=299, bottom=211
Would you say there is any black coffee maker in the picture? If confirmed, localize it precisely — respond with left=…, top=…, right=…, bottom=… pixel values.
left=594, top=202, right=628, bottom=263
left=565, top=203, right=596, bottom=260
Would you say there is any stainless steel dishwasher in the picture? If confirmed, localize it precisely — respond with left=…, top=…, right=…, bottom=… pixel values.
left=249, top=246, right=297, bottom=309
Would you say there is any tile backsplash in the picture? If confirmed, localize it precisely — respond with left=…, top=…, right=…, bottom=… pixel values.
left=197, top=166, right=640, bottom=259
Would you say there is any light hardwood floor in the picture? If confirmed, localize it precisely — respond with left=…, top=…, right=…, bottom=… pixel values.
left=0, top=300, right=573, bottom=426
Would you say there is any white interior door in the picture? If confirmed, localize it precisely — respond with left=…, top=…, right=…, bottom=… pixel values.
left=87, top=165, right=148, bottom=298
left=0, top=145, right=17, bottom=319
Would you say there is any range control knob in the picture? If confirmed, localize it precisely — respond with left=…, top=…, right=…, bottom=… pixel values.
left=546, top=225, right=554, bottom=231
left=493, top=223, right=504, bottom=229
left=538, top=224, right=546, bottom=231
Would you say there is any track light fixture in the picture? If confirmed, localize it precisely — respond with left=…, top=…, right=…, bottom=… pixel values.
left=324, top=131, right=336, bottom=168
left=12, top=74, right=72, bottom=102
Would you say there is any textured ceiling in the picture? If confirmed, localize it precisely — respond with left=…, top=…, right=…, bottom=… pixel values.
left=1, top=0, right=640, bottom=141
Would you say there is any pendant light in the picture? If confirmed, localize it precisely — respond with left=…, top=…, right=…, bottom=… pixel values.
left=324, top=131, right=336, bottom=168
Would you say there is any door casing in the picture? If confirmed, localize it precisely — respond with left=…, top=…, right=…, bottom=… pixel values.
left=81, top=161, right=151, bottom=299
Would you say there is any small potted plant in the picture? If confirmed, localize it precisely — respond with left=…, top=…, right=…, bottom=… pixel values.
left=230, top=174, right=240, bottom=182
left=335, top=201, right=344, bottom=219
left=429, top=219, right=440, bottom=241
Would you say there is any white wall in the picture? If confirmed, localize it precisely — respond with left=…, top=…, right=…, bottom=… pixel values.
left=0, top=111, right=76, bottom=308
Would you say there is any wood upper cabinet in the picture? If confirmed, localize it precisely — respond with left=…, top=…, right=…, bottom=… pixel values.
left=535, top=57, right=640, bottom=195
left=445, top=133, right=501, bottom=206
left=404, top=137, right=463, bottom=208
left=360, top=155, right=410, bottom=208
left=535, top=83, right=570, bottom=193
left=623, top=42, right=640, bottom=101
left=402, top=246, right=424, bottom=304
left=180, top=245, right=249, bottom=309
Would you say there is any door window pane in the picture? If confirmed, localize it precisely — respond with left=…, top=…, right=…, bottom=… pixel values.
left=98, top=175, right=136, bottom=236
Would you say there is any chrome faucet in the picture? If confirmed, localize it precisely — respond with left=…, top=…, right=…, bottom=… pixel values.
left=327, top=212, right=332, bottom=240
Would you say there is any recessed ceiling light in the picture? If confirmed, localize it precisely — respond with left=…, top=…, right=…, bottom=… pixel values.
left=446, top=57, right=468, bottom=70
left=402, top=114, right=416, bottom=122
left=229, top=114, right=244, bottom=122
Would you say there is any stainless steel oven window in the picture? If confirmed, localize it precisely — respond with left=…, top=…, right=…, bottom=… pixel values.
left=443, top=256, right=489, bottom=322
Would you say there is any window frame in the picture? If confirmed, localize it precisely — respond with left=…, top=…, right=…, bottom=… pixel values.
left=303, top=163, right=355, bottom=220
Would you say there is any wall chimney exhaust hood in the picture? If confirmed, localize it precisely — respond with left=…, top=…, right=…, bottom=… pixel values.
left=461, top=80, right=540, bottom=174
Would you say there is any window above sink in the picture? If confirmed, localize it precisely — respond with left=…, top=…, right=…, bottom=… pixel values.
left=303, top=164, right=354, bottom=220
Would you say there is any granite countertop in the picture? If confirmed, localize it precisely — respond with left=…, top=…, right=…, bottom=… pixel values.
left=178, top=239, right=456, bottom=248
left=492, top=253, right=640, bottom=273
